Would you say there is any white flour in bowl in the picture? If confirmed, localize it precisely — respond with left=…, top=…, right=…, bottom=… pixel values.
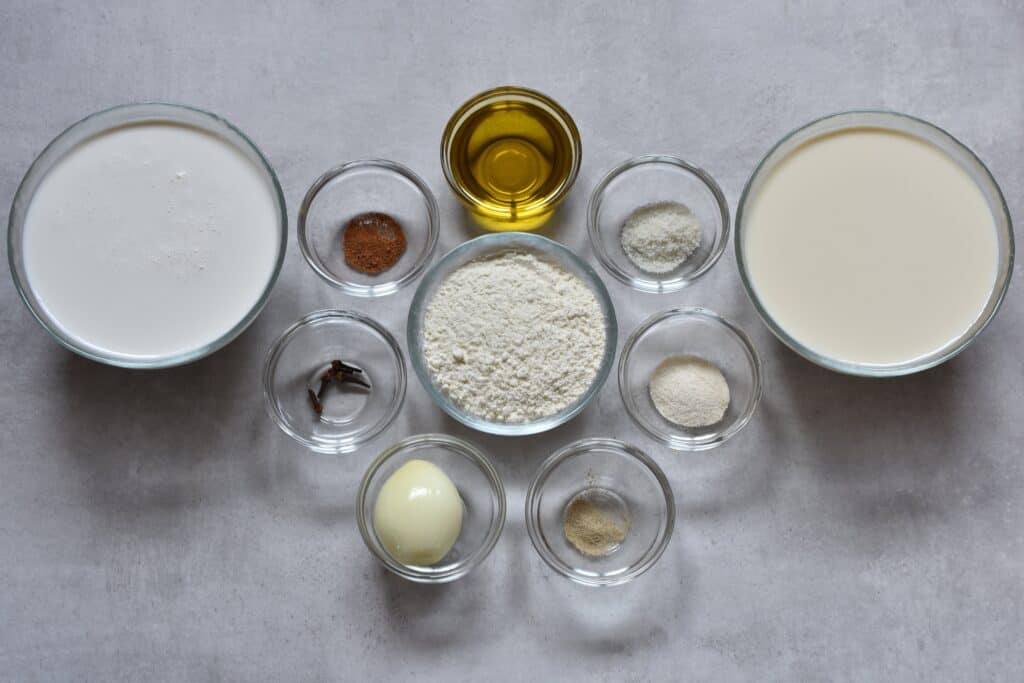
left=422, top=250, right=606, bottom=423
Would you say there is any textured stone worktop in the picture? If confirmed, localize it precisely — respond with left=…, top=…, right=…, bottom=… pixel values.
left=1, top=2, right=1021, bottom=680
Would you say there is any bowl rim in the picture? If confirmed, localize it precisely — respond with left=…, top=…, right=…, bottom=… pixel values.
left=356, top=433, right=507, bottom=584
left=262, top=309, right=407, bottom=454
left=618, top=307, right=763, bottom=451
left=734, top=109, right=1015, bottom=377
left=7, top=101, right=288, bottom=368
left=406, top=231, right=618, bottom=436
left=440, top=85, right=582, bottom=216
left=296, top=158, right=440, bottom=297
left=587, top=154, right=731, bottom=293
left=524, top=437, right=675, bottom=587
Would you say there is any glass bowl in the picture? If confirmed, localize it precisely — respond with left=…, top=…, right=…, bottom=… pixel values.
left=735, top=111, right=1014, bottom=376
left=619, top=308, right=762, bottom=451
left=407, top=232, right=617, bottom=436
left=8, top=102, right=287, bottom=368
left=588, top=155, right=730, bottom=293
left=262, top=310, right=406, bottom=454
left=441, top=86, right=582, bottom=231
left=356, top=434, right=506, bottom=583
left=297, top=159, right=439, bottom=297
left=525, top=438, right=674, bottom=587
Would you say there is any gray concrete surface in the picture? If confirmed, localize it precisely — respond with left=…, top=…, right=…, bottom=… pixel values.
left=2, top=1, right=1022, bottom=681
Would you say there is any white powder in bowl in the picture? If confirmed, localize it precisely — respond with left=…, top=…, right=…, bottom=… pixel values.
left=421, top=250, right=606, bottom=423
left=620, top=201, right=703, bottom=274
left=649, top=355, right=729, bottom=428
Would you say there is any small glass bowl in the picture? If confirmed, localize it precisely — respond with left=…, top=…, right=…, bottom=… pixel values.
left=357, top=434, right=506, bottom=584
left=441, top=86, right=582, bottom=231
left=262, top=310, right=406, bottom=454
left=297, top=159, right=439, bottom=297
left=619, top=308, right=762, bottom=451
left=407, top=232, right=617, bottom=436
left=588, top=155, right=730, bottom=293
left=525, top=438, right=674, bottom=587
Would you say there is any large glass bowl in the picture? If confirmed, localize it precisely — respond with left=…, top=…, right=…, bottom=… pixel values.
left=407, top=232, right=617, bottom=436
left=8, top=103, right=287, bottom=369
left=735, top=111, right=1014, bottom=376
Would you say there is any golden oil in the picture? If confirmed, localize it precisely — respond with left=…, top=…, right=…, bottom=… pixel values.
left=442, top=87, right=581, bottom=231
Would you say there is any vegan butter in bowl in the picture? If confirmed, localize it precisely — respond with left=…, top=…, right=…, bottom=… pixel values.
left=9, top=103, right=287, bottom=368
left=736, top=111, right=1013, bottom=376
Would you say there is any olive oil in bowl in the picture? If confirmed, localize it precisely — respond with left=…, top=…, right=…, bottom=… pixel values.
left=442, top=86, right=581, bottom=231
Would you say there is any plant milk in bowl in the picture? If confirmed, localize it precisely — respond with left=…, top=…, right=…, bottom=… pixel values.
left=12, top=105, right=285, bottom=367
left=738, top=112, right=1012, bottom=375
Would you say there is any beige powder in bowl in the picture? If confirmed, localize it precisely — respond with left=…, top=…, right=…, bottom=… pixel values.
left=649, top=354, right=730, bottom=428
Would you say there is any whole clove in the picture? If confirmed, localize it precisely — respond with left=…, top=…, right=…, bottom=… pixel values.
left=337, top=373, right=370, bottom=389
left=308, top=359, right=371, bottom=416
left=308, top=388, right=323, bottom=415
left=331, top=359, right=362, bottom=375
left=316, top=370, right=332, bottom=399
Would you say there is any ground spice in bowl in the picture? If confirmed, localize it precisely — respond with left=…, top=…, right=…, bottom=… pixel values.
left=563, top=489, right=629, bottom=557
left=649, top=354, right=730, bottom=428
left=342, top=212, right=407, bottom=274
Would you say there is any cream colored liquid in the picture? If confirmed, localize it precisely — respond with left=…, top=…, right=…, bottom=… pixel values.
left=743, top=128, right=998, bottom=366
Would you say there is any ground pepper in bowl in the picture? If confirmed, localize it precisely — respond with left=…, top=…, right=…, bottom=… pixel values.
left=563, top=488, right=630, bottom=557
left=343, top=212, right=407, bottom=273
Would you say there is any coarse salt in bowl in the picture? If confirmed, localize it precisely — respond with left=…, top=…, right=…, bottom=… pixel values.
left=588, top=155, right=730, bottom=293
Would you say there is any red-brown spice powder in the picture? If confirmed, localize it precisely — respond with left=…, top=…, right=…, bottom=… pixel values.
left=342, top=212, right=407, bottom=274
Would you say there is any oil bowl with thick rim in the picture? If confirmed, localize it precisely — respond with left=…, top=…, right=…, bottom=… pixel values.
left=441, top=86, right=582, bottom=232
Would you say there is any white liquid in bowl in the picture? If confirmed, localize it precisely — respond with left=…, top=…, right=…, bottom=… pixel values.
left=742, top=127, right=998, bottom=366
left=23, top=122, right=281, bottom=360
